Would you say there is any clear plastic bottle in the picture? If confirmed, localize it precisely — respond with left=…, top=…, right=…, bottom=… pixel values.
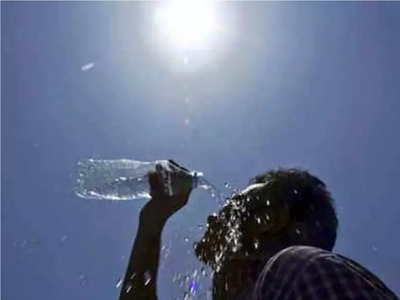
left=74, top=159, right=219, bottom=201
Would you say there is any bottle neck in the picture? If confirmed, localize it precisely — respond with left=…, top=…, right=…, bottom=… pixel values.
left=191, top=172, right=200, bottom=189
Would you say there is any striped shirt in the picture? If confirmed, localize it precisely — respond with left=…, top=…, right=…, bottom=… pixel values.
left=252, top=246, right=398, bottom=300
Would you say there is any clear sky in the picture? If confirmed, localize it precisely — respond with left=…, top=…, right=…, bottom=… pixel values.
left=2, top=2, right=400, bottom=300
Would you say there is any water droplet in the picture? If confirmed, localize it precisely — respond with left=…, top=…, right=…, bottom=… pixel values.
left=254, top=239, right=260, bottom=249
left=184, top=291, right=191, bottom=300
left=116, top=278, right=123, bottom=289
left=125, top=284, right=132, bottom=293
left=198, top=223, right=204, bottom=230
left=293, top=189, right=298, bottom=195
left=79, top=273, right=87, bottom=286
left=81, top=62, right=95, bottom=72
left=164, top=251, right=171, bottom=258
left=172, top=274, right=180, bottom=282
left=185, top=237, right=189, bottom=243
left=266, top=200, right=271, bottom=206
left=215, top=251, right=223, bottom=264
left=189, top=280, right=199, bottom=295
left=60, top=235, right=68, bottom=244
left=372, top=246, right=378, bottom=253
left=144, top=271, right=152, bottom=285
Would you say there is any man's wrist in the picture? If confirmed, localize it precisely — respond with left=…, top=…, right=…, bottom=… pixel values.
left=139, top=200, right=170, bottom=234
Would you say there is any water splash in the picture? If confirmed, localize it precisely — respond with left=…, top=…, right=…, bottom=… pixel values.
left=116, top=278, right=123, bottom=289
left=197, top=176, right=226, bottom=206
left=189, top=280, right=199, bottom=294
left=171, top=264, right=214, bottom=300
left=223, top=182, right=239, bottom=194
left=161, top=243, right=172, bottom=259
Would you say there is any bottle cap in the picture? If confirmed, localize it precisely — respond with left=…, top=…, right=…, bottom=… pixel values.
left=190, top=171, right=203, bottom=189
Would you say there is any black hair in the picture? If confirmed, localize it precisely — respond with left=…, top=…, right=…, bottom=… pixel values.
left=248, top=168, right=338, bottom=251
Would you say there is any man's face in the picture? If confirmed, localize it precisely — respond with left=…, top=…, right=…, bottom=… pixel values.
left=194, top=183, right=287, bottom=270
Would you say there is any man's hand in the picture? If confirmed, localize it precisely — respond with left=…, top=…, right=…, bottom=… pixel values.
left=141, top=160, right=193, bottom=225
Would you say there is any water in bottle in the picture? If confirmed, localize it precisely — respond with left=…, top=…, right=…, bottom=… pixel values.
left=74, top=159, right=222, bottom=201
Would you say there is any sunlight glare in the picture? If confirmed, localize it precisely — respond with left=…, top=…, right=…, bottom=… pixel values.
left=155, top=1, right=218, bottom=50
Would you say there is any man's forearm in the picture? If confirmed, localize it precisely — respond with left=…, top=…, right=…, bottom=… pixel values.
left=119, top=201, right=168, bottom=300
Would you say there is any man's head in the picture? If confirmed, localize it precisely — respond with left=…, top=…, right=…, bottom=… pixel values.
left=194, top=168, right=338, bottom=270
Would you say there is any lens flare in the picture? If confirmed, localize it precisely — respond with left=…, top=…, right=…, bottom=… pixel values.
left=154, top=1, right=218, bottom=50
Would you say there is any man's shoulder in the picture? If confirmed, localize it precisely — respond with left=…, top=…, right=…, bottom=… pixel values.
left=253, top=246, right=399, bottom=300
left=266, top=245, right=328, bottom=270
left=253, top=246, right=325, bottom=300
left=257, top=246, right=328, bottom=282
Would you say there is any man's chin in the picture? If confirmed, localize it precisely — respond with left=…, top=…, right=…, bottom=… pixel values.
left=195, top=240, right=244, bottom=272
left=194, top=238, right=225, bottom=269
left=194, top=239, right=214, bottom=265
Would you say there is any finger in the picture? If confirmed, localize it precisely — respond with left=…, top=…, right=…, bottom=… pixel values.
left=170, top=171, right=193, bottom=193
left=149, top=171, right=162, bottom=190
left=155, top=162, right=164, bottom=172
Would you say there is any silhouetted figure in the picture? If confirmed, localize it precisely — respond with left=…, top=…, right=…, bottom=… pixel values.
left=119, top=160, right=398, bottom=300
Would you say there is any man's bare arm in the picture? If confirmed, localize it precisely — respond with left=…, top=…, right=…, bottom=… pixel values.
left=119, top=165, right=192, bottom=300
left=118, top=200, right=167, bottom=300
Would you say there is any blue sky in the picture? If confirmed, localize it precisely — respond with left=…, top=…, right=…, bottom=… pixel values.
left=2, top=2, right=400, bottom=299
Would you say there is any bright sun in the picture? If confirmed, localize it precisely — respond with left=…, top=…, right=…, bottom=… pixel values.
left=154, top=1, right=218, bottom=50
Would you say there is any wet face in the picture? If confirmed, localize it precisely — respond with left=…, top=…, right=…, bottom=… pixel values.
left=194, top=183, right=289, bottom=270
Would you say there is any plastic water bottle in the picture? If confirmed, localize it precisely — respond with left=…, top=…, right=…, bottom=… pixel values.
left=74, top=159, right=219, bottom=201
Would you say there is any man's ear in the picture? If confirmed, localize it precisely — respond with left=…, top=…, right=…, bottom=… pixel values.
left=285, top=221, right=309, bottom=243
left=252, top=204, right=291, bottom=234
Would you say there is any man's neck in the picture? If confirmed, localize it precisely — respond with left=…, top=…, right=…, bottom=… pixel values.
left=219, top=256, right=265, bottom=299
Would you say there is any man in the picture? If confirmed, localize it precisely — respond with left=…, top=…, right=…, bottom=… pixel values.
left=118, top=160, right=398, bottom=300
